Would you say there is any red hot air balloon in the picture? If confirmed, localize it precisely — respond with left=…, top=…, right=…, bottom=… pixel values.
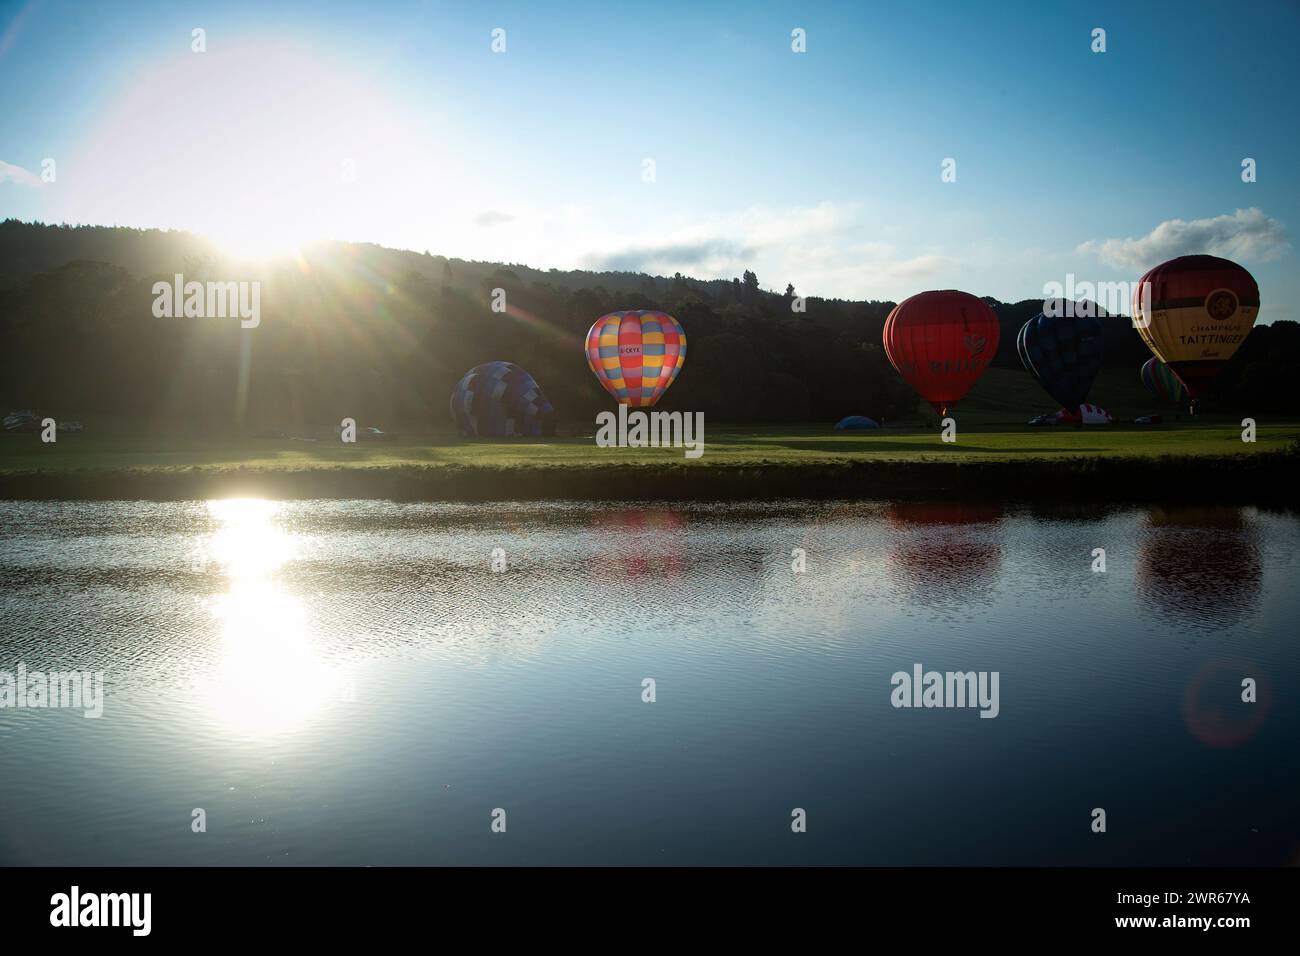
left=882, top=290, right=1000, bottom=416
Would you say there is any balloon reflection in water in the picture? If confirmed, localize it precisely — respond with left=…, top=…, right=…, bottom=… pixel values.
left=200, top=499, right=343, bottom=737
left=886, top=502, right=1005, bottom=598
left=1136, top=507, right=1262, bottom=629
left=590, top=509, right=686, bottom=579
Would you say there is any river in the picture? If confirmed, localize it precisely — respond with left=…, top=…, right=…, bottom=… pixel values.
left=0, top=499, right=1296, bottom=865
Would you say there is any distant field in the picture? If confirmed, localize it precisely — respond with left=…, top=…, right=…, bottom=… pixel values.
left=948, top=366, right=1157, bottom=423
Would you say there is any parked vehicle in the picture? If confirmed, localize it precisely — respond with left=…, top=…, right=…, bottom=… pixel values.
left=3, top=410, right=41, bottom=433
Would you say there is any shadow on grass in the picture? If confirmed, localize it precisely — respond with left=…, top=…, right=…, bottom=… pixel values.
left=737, top=438, right=1108, bottom=455
left=249, top=441, right=455, bottom=465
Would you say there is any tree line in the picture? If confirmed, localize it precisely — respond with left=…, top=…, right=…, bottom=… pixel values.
left=1, top=220, right=1297, bottom=434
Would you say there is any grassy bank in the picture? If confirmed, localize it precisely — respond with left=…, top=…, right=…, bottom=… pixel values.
left=1, top=421, right=1297, bottom=502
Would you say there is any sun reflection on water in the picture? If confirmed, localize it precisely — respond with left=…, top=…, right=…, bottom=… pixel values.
left=199, top=498, right=342, bottom=737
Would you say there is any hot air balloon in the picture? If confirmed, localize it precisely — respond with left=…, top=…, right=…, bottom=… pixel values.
left=1141, top=356, right=1189, bottom=406
left=1052, top=403, right=1114, bottom=425
left=882, top=290, right=999, bottom=416
left=1016, top=304, right=1103, bottom=415
left=450, top=361, right=555, bottom=437
left=1132, top=255, right=1259, bottom=403
left=585, top=310, right=686, bottom=408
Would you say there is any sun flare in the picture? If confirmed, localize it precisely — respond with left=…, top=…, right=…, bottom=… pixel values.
left=199, top=498, right=343, bottom=737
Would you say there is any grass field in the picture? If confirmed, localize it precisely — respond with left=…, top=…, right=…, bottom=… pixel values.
left=2, top=420, right=1297, bottom=474
left=1, top=417, right=1296, bottom=505
left=8, top=363, right=1286, bottom=474
left=3, top=357, right=1295, bottom=501
left=0, top=418, right=1294, bottom=478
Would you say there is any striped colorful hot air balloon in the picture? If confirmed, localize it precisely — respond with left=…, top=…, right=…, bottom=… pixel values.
left=585, top=310, right=686, bottom=408
left=882, top=290, right=999, bottom=416
left=1141, top=356, right=1189, bottom=406
left=1132, top=255, right=1260, bottom=401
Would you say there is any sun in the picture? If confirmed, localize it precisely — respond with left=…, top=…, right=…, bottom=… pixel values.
left=55, top=39, right=468, bottom=263
left=211, top=223, right=307, bottom=262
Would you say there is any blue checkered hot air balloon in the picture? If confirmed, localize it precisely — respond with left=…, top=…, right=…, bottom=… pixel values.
left=1017, top=304, right=1104, bottom=413
left=450, top=362, right=556, bottom=437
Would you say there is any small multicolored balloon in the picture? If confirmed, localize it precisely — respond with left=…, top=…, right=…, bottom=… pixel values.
left=1140, top=356, right=1189, bottom=406
left=585, top=310, right=686, bottom=407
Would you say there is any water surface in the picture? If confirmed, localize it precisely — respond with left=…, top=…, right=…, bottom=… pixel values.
left=1, top=499, right=1296, bottom=865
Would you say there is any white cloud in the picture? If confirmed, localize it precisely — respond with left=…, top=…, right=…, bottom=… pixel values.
left=1078, top=208, right=1290, bottom=271
left=577, top=201, right=952, bottom=298
left=0, top=159, right=42, bottom=187
left=583, top=201, right=852, bottom=274
left=474, top=211, right=515, bottom=228
left=586, top=238, right=756, bottom=273
left=780, top=241, right=955, bottom=298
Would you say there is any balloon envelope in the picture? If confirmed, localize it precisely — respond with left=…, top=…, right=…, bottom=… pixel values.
left=1132, top=255, right=1259, bottom=399
left=1055, top=403, right=1114, bottom=425
left=882, top=290, right=999, bottom=415
left=1141, top=356, right=1189, bottom=405
left=450, top=361, right=555, bottom=437
left=1016, top=305, right=1103, bottom=411
left=586, top=310, right=686, bottom=408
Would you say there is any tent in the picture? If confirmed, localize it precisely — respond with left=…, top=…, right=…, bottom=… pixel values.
left=834, top=415, right=880, bottom=430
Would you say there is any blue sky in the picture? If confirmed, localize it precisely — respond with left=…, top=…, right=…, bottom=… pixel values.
left=1, top=0, right=1296, bottom=316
